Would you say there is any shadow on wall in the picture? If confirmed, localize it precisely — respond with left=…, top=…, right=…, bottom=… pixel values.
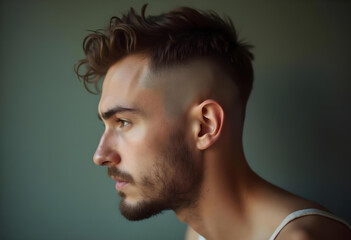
left=255, top=63, right=351, bottom=221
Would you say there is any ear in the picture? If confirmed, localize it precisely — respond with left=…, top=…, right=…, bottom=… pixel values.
left=191, top=100, right=225, bottom=150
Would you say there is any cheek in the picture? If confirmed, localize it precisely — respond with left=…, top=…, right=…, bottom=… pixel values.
left=118, top=121, right=168, bottom=177
left=125, top=117, right=171, bottom=152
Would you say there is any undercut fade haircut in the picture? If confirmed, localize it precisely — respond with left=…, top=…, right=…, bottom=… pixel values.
left=75, top=4, right=254, bottom=106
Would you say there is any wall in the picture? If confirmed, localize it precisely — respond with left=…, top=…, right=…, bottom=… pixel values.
left=1, top=0, right=350, bottom=239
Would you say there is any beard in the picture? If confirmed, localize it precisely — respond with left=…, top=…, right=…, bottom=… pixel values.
left=108, top=129, right=203, bottom=221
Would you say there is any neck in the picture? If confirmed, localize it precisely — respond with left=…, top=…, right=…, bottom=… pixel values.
left=175, top=139, right=265, bottom=240
left=174, top=118, right=324, bottom=240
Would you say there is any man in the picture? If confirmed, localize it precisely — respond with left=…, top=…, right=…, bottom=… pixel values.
left=75, top=5, right=351, bottom=240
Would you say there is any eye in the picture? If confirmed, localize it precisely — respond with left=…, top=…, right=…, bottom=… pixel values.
left=116, top=118, right=130, bottom=128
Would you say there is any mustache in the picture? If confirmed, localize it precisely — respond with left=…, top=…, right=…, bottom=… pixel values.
left=108, top=167, right=134, bottom=183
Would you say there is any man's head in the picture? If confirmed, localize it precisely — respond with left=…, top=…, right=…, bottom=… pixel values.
left=75, top=5, right=254, bottom=220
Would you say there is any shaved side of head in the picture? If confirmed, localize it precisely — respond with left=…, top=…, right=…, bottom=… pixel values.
left=140, top=57, right=241, bottom=120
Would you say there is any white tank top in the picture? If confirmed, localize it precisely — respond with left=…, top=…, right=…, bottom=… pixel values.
left=198, top=208, right=351, bottom=240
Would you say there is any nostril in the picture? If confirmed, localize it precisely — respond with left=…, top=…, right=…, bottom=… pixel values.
left=93, top=150, right=121, bottom=166
left=93, top=132, right=121, bottom=166
left=106, top=151, right=121, bottom=165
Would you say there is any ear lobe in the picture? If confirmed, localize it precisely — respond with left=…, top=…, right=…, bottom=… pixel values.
left=194, top=100, right=225, bottom=150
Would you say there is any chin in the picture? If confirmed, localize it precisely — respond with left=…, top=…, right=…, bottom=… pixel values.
left=119, top=197, right=171, bottom=221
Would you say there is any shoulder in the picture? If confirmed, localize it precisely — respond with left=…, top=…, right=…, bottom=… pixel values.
left=279, top=228, right=315, bottom=240
left=276, top=215, right=351, bottom=240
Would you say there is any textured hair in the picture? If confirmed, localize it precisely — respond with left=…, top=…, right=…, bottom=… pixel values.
left=75, top=4, right=254, bottom=106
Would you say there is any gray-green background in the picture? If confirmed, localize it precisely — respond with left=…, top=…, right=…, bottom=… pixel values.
left=1, top=0, right=350, bottom=239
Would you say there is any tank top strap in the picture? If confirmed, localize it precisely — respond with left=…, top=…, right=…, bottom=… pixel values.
left=269, top=208, right=351, bottom=240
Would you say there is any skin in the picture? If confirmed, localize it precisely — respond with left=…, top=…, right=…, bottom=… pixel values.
left=94, top=54, right=205, bottom=220
left=94, top=54, right=351, bottom=239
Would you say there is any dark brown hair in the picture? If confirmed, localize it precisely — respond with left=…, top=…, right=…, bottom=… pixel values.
left=75, top=4, right=254, bottom=106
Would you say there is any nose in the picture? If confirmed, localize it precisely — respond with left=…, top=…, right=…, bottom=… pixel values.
left=93, top=132, right=121, bottom=166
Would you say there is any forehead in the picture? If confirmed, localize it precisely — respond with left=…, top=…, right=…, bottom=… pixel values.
left=99, top=54, right=152, bottom=114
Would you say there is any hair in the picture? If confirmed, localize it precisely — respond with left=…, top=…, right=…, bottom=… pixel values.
left=75, top=4, right=254, bottom=107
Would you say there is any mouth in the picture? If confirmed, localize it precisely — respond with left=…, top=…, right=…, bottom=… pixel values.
left=112, top=177, right=129, bottom=191
left=108, top=167, right=134, bottom=191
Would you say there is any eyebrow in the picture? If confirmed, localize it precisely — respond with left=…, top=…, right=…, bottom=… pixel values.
left=98, top=105, right=142, bottom=121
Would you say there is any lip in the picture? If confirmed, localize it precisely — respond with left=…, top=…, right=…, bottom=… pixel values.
left=115, top=181, right=128, bottom=191
left=112, top=177, right=129, bottom=191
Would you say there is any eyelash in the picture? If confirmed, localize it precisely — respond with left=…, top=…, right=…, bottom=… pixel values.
left=116, top=118, right=130, bottom=128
